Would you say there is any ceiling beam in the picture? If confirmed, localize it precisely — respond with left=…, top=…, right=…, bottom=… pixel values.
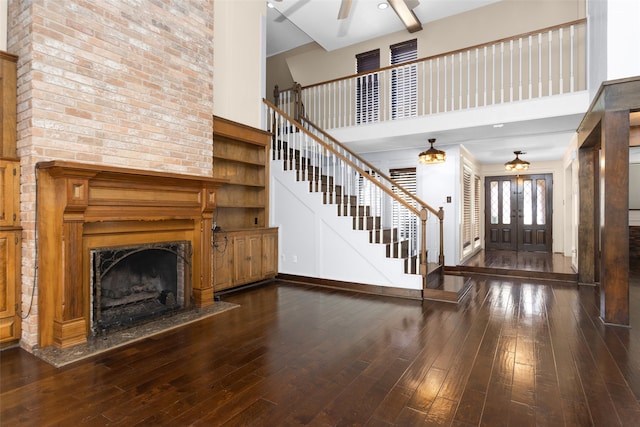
left=388, top=0, right=422, bottom=33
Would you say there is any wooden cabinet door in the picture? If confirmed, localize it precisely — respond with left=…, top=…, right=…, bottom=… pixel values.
left=0, top=160, right=20, bottom=228
left=213, top=233, right=232, bottom=291
left=247, top=235, right=263, bottom=282
left=262, top=230, right=278, bottom=277
left=233, top=234, right=262, bottom=285
left=0, top=230, right=20, bottom=344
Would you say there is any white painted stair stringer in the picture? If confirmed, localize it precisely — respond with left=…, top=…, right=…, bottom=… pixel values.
left=270, top=158, right=423, bottom=290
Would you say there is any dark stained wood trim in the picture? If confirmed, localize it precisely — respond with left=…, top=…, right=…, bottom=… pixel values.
left=276, top=274, right=423, bottom=300
left=578, top=146, right=598, bottom=285
left=600, top=110, right=630, bottom=325
left=444, top=265, right=577, bottom=283
left=576, top=76, right=640, bottom=326
left=578, top=77, right=640, bottom=149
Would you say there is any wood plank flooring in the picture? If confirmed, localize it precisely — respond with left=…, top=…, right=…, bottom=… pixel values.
left=3, top=272, right=640, bottom=426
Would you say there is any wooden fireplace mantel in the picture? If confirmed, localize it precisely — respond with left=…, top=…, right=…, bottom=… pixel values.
left=36, top=161, right=227, bottom=349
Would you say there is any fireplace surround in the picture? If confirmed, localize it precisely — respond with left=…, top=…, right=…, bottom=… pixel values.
left=36, top=161, right=226, bottom=349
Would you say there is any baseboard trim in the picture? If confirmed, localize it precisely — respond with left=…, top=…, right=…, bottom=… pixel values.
left=276, top=274, right=423, bottom=300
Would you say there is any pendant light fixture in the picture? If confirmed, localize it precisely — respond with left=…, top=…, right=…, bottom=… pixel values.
left=418, top=138, right=446, bottom=164
left=504, top=150, right=530, bottom=172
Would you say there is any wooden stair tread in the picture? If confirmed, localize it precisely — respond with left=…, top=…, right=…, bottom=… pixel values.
left=445, top=265, right=577, bottom=282
left=423, top=274, right=472, bottom=303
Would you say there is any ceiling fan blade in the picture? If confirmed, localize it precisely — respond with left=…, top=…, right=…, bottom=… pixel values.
left=388, top=0, right=422, bottom=33
left=338, top=0, right=352, bottom=20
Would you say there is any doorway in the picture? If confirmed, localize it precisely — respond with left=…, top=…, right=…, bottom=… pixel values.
left=485, top=174, right=553, bottom=252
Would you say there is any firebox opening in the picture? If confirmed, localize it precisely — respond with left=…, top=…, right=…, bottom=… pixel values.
left=91, top=242, right=191, bottom=335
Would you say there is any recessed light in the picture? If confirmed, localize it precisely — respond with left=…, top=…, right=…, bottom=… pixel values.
left=267, top=2, right=275, bottom=9
left=378, top=2, right=389, bottom=10
left=493, top=123, right=504, bottom=128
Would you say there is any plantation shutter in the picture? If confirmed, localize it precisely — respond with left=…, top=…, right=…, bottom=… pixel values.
left=463, top=168, right=472, bottom=249
left=356, top=49, right=380, bottom=124
left=473, top=175, right=481, bottom=244
left=390, top=39, right=417, bottom=119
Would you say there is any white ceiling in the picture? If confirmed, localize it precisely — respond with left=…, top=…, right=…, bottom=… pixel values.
left=266, top=0, right=501, bottom=56
left=265, top=0, right=592, bottom=165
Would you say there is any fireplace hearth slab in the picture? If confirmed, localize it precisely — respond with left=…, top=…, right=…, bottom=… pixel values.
left=32, top=301, right=239, bottom=368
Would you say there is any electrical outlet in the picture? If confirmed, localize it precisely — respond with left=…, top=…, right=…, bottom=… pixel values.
left=292, top=255, right=298, bottom=263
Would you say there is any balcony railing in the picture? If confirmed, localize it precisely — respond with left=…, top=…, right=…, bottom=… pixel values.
left=275, top=19, right=586, bottom=131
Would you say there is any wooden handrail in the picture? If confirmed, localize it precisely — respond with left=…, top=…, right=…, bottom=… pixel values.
left=264, top=98, right=423, bottom=217
left=301, top=117, right=439, bottom=216
left=303, top=18, right=587, bottom=90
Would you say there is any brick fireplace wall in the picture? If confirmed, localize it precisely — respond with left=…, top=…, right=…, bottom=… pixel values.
left=7, top=0, right=214, bottom=349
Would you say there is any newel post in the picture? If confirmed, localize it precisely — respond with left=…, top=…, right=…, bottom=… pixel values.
left=438, top=206, right=445, bottom=267
left=419, top=207, right=428, bottom=290
left=273, top=84, right=280, bottom=107
left=293, top=82, right=303, bottom=122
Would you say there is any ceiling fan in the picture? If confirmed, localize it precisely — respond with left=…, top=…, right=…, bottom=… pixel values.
left=273, top=0, right=422, bottom=34
left=338, top=0, right=421, bottom=33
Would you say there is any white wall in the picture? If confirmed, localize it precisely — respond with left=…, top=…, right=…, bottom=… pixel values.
left=1, top=0, right=7, bottom=51
left=606, top=0, right=640, bottom=81
left=562, top=134, right=579, bottom=268
left=270, top=156, right=422, bottom=289
left=588, top=0, right=640, bottom=98
left=213, top=0, right=266, bottom=128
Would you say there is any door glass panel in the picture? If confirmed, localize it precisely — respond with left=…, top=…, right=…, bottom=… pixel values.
left=523, top=179, right=532, bottom=225
left=537, top=179, right=546, bottom=225
left=502, top=181, right=511, bottom=225
left=490, top=181, right=499, bottom=224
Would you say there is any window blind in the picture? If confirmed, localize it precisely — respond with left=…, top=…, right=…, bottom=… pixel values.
left=390, top=39, right=417, bottom=119
left=355, top=49, right=380, bottom=124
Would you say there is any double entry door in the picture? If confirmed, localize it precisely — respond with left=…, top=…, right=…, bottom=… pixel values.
left=485, top=174, right=552, bottom=252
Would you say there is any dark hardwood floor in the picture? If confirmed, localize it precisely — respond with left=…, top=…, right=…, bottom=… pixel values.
left=2, top=267, right=640, bottom=425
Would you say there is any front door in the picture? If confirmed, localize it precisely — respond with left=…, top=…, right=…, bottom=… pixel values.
left=485, top=174, right=552, bottom=252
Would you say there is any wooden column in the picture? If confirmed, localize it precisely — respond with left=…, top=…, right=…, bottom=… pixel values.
left=578, top=145, right=598, bottom=285
left=192, top=187, right=217, bottom=307
left=600, top=110, right=630, bottom=325
left=38, top=170, right=94, bottom=348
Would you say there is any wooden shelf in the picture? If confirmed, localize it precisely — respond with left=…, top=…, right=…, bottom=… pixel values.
left=213, top=116, right=272, bottom=230
left=213, top=154, right=265, bottom=166
left=212, top=116, right=277, bottom=292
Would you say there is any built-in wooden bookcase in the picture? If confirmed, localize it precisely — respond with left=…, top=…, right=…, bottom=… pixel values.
left=212, top=116, right=278, bottom=292
left=0, top=51, right=21, bottom=347
left=212, top=116, right=270, bottom=230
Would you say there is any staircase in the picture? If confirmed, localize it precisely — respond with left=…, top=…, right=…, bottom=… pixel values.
left=265, top=99, right=471, bottom=302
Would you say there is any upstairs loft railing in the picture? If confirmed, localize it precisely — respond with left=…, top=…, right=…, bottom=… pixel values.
left=264, top=99, right=445, bottom=280
left=274, top=19, right=587, bottom=130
